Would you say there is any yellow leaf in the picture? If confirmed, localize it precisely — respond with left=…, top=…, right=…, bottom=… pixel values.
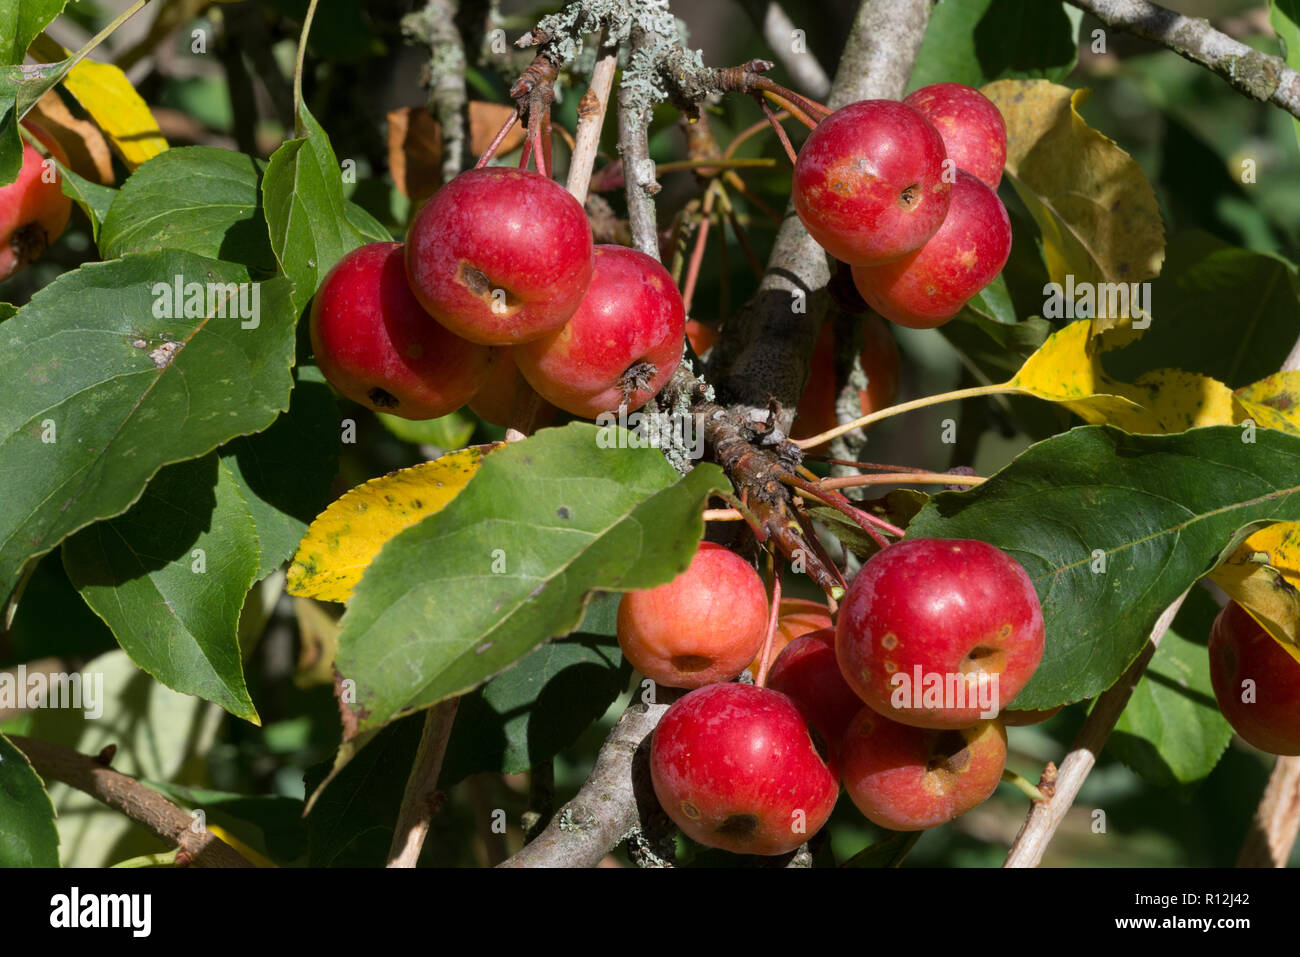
left=982, top=79, right=1164, bottom=334
left=1209, top=523, right=1300, bottom=666
left=1234, top=371, right=1300, bottom=435
left=1005, top=320, right=1254, bottom=434
left=1007, top=320, right=1149, bottom=425
left=286, top=444, right=501, bottom=604
left=30, top=34, right=168, bottom=169
left=207, top=824, right=277, bottom=868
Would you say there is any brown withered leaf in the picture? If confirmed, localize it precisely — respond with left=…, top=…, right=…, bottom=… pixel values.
left=389, top=102, right=523, bottom=205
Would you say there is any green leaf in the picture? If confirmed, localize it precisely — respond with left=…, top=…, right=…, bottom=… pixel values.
left=304, top=714, right=423, bottom=867
left=964, top=273, right=1016, bottom=325
left=346, top=200, right=391, bottom=243
left=1100, top=231, right=1300, bottom=389
left=942, top=313, right=1051, bottom=383
left=337, top=422, right=730, bottom=734
left=2, top=550, right=115, bottom=668
left=58, top=163, right=116, bottom=244
left=0, top=94, right=18, bottom=185
left=909, top=0, right=1080, bottom=92
left=1109, top=587, right=1233, bottom=787
left=1271, top=1, right=1300, bottom=152
left=62, top=455, right=260, bottom=723
left=808, top=490, right=930, bottom=560
left=0, top=301, right=15, bottom=322
left=440, top=635, right=631, bottom=783
left=0, top=0, right=66, bottom=64
left=0, top=733, right=60, bottom=867
left=262, top=102, right=366, bottom=304
left=99, top=147, right=276, bottom=274
left=0, top=253, right=296, bottom=601
left=906, top=425, right=1300, bottom=709
left=376, top=410, right=474, bottom=450
left=222, top=372, right=339, bottom=580
left=840, top=830, right=921, bottom=868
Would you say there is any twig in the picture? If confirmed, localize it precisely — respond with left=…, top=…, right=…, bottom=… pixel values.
left=754, top=562, right=784, bottom=688
left=403, top=0, right=470, bottom=183
left=10, top=735, right=255, bottom=868
left=566, top=48, right=618, bottom=203
left=818, top=471, right=985, bottom=490
left=1003, top=591, right=1189, bottom=867
left=742, top=0, right=831, bottom=99
left=498, top=691, right=678, bottom=867
left=618, top=27, right=662, bottom=260
left=1067, top=0, right=1300, bottom=120
left=1237, top=756, right=1300, bottom=867
left=387, top=697, right=459, bottom=868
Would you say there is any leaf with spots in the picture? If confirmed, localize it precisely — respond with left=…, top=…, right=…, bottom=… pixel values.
left=1001, top=320, right=1287, bottom=435
left=0, top=253, right=297, bottom=602
left=1208, top=522, right=1300, bottom=666
left=981, top=79, right=1165, bottom=333
left=336, top=422, right=729, bottom=735
left=906, top=425, right=1300, bottom=709
left=286, top=443, right=504, bottom=604
left=1109, top=587, right=1233, bottom=787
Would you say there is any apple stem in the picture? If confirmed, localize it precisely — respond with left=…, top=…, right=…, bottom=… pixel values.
left=792, top=383, right=1011, bottom=450
left=681, top=183, right=719, bottom=313
left=475, top=108, right=521, bottom=169
left=715, top=187, right=764, bottom=278
left=1002, top=768, right=1048, bottom=803
left=722, top=170, right=783, bottom=222
left=759, top=89, right=819, bottom=132
left=786, top=475, right=893, bottom=549
left=754, top=559, right=784, bottom=689
left=758, top=98, right=799, bottom=164
left=724, top=114, right=789, bottom=160
left=655, top=157, right=778, bottom=174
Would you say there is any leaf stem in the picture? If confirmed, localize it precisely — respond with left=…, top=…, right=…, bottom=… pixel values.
left=792, top=383, right=1010, bottom=450
left=292, top=0, right=321, bottom=136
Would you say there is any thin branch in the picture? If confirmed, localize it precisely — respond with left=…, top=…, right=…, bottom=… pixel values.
left=1237, top=756, right=1300, bottom=868
left=1067, top=0, right=1300, bottom=120
left=387, top=697, right=460, bottom=868
left=10, top=735, right=255, bottom=869
left=618, top=27, right=662, bottom=260
left=566, top=48, right=618, bottom=203
left=1003, top=591, right=1189, bottom=867
left=498, top=691, right=679, bottom=868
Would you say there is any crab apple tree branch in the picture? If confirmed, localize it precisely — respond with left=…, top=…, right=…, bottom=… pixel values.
left=1067, top=0, right=1300, bottom=121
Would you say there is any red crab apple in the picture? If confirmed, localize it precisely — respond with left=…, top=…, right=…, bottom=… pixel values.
left=836, top=537, right=1045, bottom=729
left=0, top=123, right=72, bottom=281
left=841, top=708, right=1008, bottom=831
left=903, top=82, right=1007, bottom=190
left=746, top=597, right=834, bottom=678
left=768, top=628, right=864, bottom=762
left=651, top=683, right=839, bottom=855
left=404, top=167, right=594, bottom=345
left=618, top=542, right=768, bottom=689
left=466, top=349, right=556, bottom=429
left=310, top=241, right=492, bottom=419
left=851, top=169, right=1011, bottom=329
left=1209, top=601, right=1300, bottom=755
left=515, top=244, right=685, bottom=418
left=792, top=99, right=951, bottom=266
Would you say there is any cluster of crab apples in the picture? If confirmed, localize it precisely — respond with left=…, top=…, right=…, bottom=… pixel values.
left=793, top=82, right=1013, bottom=329
left=310, top=166, right=685, bottom=423
left=623, top=537, right=1047, bottom=855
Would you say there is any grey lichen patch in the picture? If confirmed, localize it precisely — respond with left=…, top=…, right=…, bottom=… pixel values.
left=557, top=804, right=598, bottom=832
left=1219, top=52, right=1281, bottom=101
